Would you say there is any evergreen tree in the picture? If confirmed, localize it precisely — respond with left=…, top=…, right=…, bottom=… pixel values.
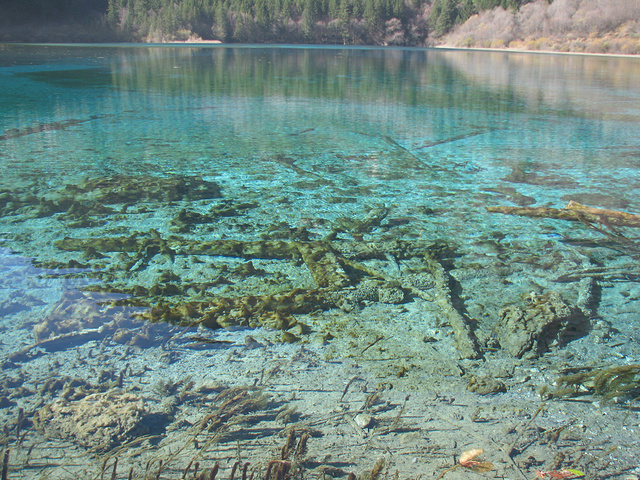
left=457, top=0, right=477, bottom=22
left=301, top=0, right=316, bottom=38
left=472, top=0, right=500, bottom=10
left=363, top=0, right=379, bottom=30
left=389, top=0, right=404, bottom=20
left=254, top=0, right=270, bottom=28
left=280, top=0, right=293, bottom=20
left=338, top=0, right=351, bottom=43
left=213, top=2, right=230, bottom=40
left=328, top=0, right=339, bottom=20
left=106, top=0, right=120, bottom=28
left=351, top=0, right=363, bottom=18
left=429, top=0, right=458, bottom=35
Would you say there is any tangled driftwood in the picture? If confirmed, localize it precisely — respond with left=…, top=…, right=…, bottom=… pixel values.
left=488, top=201, right=640, bottom=257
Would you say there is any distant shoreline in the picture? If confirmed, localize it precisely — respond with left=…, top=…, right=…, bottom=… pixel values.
left=137, top=40, right=640, bottom=57
left=142, top=39, right=640, bottom=57
left=2, top=40, right=639, bottom=57
left=431, top=45, right=640, bottom=58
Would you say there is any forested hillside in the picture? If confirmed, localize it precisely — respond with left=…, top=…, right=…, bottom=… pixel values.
left=104, top=0, right=532, bottom=44
left=0, top=0, right=531, bottom=44
left=0, top=0, right=638, bottom=53
left=104, top=0, right=430, bottom=44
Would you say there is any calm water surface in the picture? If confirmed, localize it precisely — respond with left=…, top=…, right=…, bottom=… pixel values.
left=1, top=44, right=640, bottom=477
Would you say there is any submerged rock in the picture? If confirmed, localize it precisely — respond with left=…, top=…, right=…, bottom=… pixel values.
left=32, top=290, right=141, bottom=343
left=33, top=389, right=149, bottom=451
left=495, top=291, right=587, bottom=359
left=467, top=375, right=507, bottom=395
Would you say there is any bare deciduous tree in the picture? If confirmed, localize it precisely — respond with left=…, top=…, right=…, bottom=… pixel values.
left=443, top=0, right=640, bottom=54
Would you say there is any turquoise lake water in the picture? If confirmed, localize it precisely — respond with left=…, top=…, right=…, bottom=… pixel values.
left=1, top=44, right=640, bottom=478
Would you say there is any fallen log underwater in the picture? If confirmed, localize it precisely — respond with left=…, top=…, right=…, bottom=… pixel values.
left=487, top=200, right=640, bottom=260
left=487, top=201, right=640, bottom=229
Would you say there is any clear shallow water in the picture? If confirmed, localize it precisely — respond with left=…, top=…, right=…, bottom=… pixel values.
left=1, top=44, right=640, bottom=477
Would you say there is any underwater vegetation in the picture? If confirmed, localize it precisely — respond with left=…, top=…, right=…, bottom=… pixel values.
left=53, top=233, right=482, bottom=357
left=0, top=398, right=603, bottom=480
left=0, top=172, right=496, bottom=359
left=2, top=173, right=627, bottom=366
left=545, top=364, right=640, bottom=404
left=0, top=384, right=300, bottom=479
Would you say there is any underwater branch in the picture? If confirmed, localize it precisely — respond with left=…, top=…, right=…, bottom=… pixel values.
left=486, top=201, right=640, bottom=228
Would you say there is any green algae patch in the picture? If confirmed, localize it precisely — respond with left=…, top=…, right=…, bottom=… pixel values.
left=0, top=174, right=221, bottom=221
left=546, top=364, right=640, bottom=404
left=5, top=173, right=486, bottom=359
left=9, top=173, right=593, bottom=362
left=136, top=288, right=330, bottom=331
left=49, top=227, right=483, bottom=358
left=70, top=175, right=222, bottom=204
